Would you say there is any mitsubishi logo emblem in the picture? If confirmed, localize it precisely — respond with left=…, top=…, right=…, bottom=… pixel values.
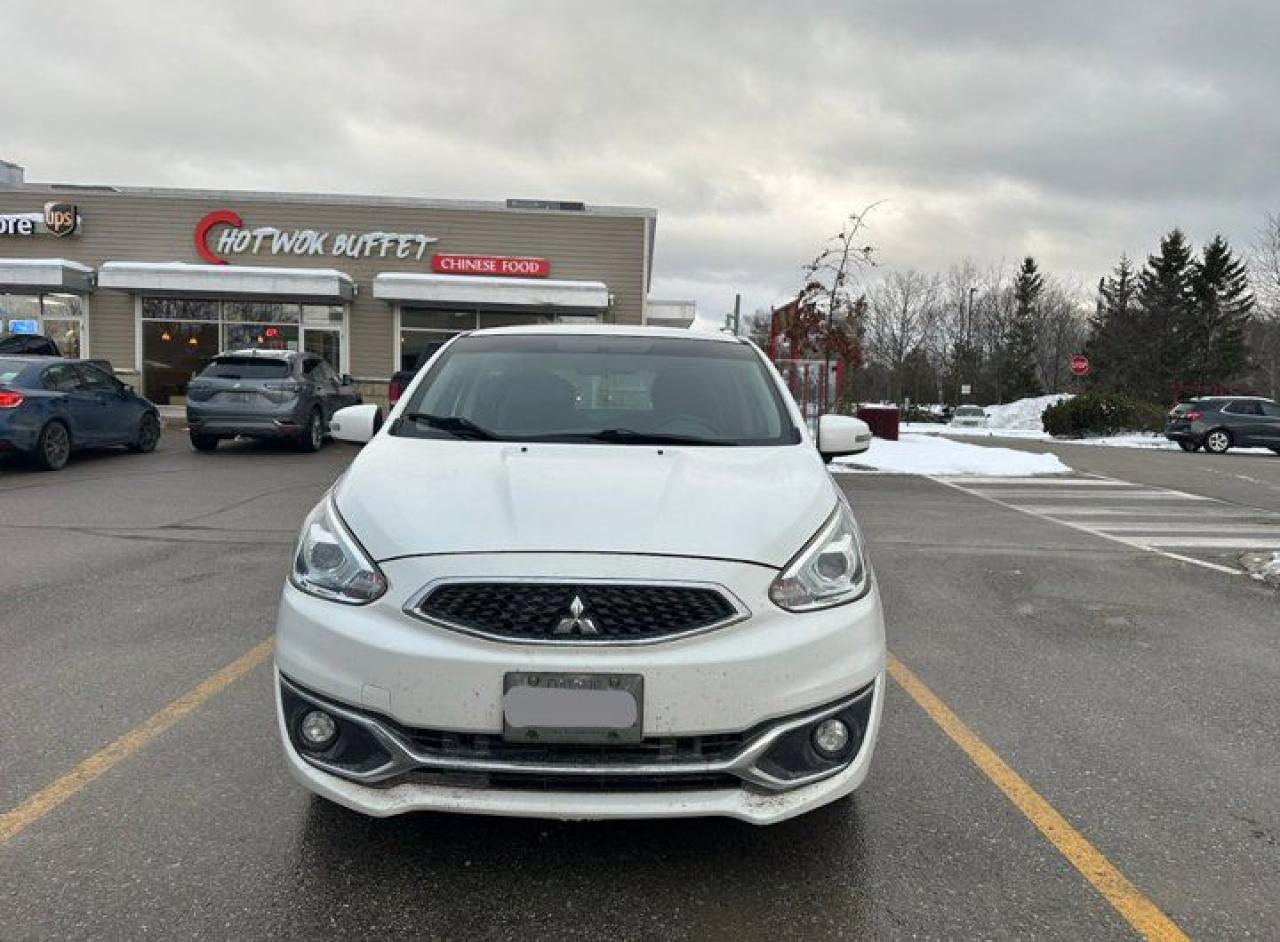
left=553, top=594, right=600, bottom=636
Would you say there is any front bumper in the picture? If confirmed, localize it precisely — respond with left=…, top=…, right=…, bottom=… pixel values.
left=274, top=551, right=887, bottom=823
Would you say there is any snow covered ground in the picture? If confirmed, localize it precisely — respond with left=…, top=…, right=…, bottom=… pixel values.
left=831, top=433, right=1070, bottom=476
left=1240, top=551, right=1280, bottom=586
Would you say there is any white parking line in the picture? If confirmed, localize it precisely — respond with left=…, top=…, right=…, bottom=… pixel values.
left=962, top=490, right=1215, bottom=501
left=928, top=471, right=1280, bottom=576
left=932, top=477, right=1138, bottom=487
left=1092, top=523, right=1280, bottom=533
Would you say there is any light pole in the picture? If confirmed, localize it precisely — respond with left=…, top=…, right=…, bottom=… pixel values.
left=963, top=286, right=977, bottom=402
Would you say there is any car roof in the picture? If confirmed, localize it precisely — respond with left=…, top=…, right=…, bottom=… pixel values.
left=468, top=324, right=745, bottom=344
left=217, top=348, right=299, bottom=360
left=1191, top=395, right=1271, bottom=401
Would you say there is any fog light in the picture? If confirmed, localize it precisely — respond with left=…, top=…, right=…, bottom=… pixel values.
left=299, top=710, right=338, bottom=749
left=811, top=718, right=851, bottom=758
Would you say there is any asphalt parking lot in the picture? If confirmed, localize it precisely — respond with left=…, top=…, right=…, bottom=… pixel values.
left=2, top=434, right=1277, bottom=939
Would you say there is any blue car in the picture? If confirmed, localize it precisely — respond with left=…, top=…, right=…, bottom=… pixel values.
left=0, top=356, right=162, bottom=471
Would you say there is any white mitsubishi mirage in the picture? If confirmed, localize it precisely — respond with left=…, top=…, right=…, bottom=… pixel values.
left=274, top=325, right=885, bottom=825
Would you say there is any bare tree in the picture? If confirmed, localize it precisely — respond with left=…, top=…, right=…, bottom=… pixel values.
left=796, top=205, right=880, bottom=369
left=1033, top=278, right=1090, bottom=394
left=1248, top=212, right=1280, bottom=397
left=864, top=269, right=942, bottom=401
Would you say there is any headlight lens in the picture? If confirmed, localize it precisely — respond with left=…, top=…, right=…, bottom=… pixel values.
left=769, top=502, right=869, bottom=611
left=290, top=496, right=387, bottom=604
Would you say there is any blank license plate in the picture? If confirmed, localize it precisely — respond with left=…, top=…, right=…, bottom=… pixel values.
left=503, top=673, right=643, bottom=744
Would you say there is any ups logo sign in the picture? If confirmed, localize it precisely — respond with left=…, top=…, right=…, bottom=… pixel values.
left=43, top=201, right=78, bottom=237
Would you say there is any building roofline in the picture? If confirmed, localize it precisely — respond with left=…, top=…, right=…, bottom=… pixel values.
left=0, top=176, right=656, bottom=220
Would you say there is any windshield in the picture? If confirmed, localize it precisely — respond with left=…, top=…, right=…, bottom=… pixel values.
left=955, top=406, right=984, bottom=417
left=199, top=357, right=291, bottom=380
left=394, top=333, right=800, bottom=446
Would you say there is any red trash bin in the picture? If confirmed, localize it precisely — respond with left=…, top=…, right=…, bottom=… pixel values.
left=856, top=404, right=899, bottom=441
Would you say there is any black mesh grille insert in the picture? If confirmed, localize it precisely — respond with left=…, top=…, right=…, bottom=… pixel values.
left=417, top=583, right=738, bottom=642
left=397, top=728, right=749, bottom=766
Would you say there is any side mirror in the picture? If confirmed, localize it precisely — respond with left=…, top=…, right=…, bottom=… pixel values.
left=817, top=414, right=872, bottom=462
left=330, top=403, right=382, bottom=444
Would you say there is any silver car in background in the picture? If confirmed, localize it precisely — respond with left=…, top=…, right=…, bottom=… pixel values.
left=950, top=405, right=989, bottom=428
left=184, top=349, right=363, bottom=452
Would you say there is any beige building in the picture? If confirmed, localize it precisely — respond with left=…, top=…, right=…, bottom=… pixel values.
left=0, top=160, right=657, bottom=405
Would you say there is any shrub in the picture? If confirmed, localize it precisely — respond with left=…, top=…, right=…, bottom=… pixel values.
left=1041, top=392, right=1166, bottom=438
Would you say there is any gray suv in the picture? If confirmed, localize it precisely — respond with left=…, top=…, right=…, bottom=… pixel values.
left=185, top=350, right=363, bottom=452
left=1164, top=396, right=1280, bottom=454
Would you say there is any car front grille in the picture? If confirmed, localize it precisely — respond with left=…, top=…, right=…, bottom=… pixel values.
left=414, top=582, right=740, bottom=643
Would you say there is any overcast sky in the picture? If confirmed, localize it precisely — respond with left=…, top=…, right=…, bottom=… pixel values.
left=3, top=1, right=1278, bottom=327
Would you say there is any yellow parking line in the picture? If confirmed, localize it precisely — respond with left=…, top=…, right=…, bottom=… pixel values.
left=887, top=652, right=1189, bottom=942
left=0, top=639, right=273, bottom=847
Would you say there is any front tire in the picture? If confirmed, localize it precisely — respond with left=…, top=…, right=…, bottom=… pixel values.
left=31, top=420, right=71, bottom=471
left=130, top=412, right=162, bottom=453
left=190, top=433, right=219, bottom=452
left=297, top=409, right=324, bottom=453
left=1203, top=429, right=1232, bottom=454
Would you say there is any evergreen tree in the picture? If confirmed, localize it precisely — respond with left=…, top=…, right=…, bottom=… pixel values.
left=1086, top=255, right=1140, bottom=391
left=1134, top=229, right=1195, bottom=400
left=1184, top=235, right=1254, bottom=390
left=999, top=257, right=1044, bottom=400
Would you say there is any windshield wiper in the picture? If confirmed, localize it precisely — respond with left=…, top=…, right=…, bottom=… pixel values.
left=587, top=428, right=735, bottom=446
left=399, top=412, right=501, bottom=441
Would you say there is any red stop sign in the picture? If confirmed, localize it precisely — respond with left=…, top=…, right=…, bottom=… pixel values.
left=1069, top=355, right=1089, bottom=377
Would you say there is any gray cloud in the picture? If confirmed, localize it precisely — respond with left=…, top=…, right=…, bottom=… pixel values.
left=2, top=0, right=1277, bottom=327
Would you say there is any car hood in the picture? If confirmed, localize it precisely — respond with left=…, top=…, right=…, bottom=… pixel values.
left=334, top=436, right=838, bottom=568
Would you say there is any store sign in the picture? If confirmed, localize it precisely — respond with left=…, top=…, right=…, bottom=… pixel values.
left=0, top=202, right=81, bottom=238
left=431, top=254, right=550, bottom=278
left=7, top=319, right=39, bottom=334
left=194, top=209, right=438, bottom=265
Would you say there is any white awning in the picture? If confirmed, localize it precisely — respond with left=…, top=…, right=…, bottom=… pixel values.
left=0, top=258, right=94, bottom=292
left=98, top=262, right=355, bottom=301
left=373, top=272, right=608, bottom=310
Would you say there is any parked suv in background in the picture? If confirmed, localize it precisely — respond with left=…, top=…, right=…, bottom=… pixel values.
left=1164, top=396, right=1280, bottom=454
left=185, top=349, right=363, bottom=452
left=274, top=326, right=883, bottom=825
left=0, top=333, right=62, bottom=356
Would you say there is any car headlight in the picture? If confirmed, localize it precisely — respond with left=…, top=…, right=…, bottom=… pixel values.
left=290, top=495, right=387, bottom=604
left=769, top=502, right=870, bottom=612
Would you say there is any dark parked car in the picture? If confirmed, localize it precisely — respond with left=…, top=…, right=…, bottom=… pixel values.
left=0, top=332, right=61, bottom=356
left=1164, top=396, right=1280, bottom=454
left=0, top=356, right=162, bottom=471
left=184, top=349, right=363, bottom=452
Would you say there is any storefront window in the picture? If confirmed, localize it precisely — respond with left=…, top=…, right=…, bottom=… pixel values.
left=1, top=292, right=88, bottom=357
left=224, top=322, right=299, bottom=352
left=141, top=320, right=219, bottom=404
left=139, top=297, right=346, bottom=404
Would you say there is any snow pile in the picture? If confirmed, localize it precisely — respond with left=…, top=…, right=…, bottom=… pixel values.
left=832, top=434, right=1071, bottom=476
left=983, top=394, right=1073, bottom=431
left=1240, top=551, right=1280, bottom=587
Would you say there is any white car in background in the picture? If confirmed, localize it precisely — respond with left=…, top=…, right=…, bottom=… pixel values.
left=273, top=325, right=885, bottom=825
left=950, top=405, right=990, bottom=428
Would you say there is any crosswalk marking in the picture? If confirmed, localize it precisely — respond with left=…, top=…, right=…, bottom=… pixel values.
left=932, top=477, right=1139, bottom=487
left=928, top=472, right=1279, bottom=575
